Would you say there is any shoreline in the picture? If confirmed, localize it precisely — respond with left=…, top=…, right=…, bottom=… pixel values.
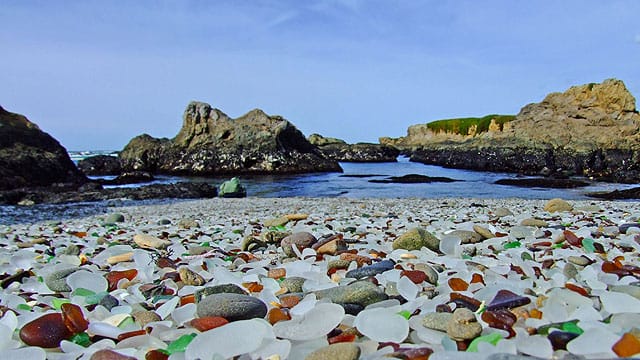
left=1, top=196, right=639, bottom=359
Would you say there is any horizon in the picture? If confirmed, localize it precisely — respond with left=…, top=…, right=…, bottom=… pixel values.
left=1, top=1, right=639, bottom=151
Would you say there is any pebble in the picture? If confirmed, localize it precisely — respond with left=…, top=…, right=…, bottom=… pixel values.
left=178, top=218, right=199, bottom=229
left=241, top=236, right=267, bottom=251
left=413, top=263, right=439, bottom=284
left=106, top=252, right=134, bottom=264
left=264, top=216, right=290, bottom=227
left=304, top=342, right=360, bottom=360
left=132, top=310, right=161, bottom=327
left=473, top=225, right=495, bottom=239
left=19, top=313, right=72, bottom=348
left=446, top=308, right=482, bottom=341
left=196, top=293, right=267, bottom=321
left=178, top=267, right=206, bottom=286
left=279, top=277, right=306, bottom=293
left=98, top=294, right=120, bottom=310
left=104, top=213, right=125, bottom=224
left=133, top=233, right=171, bottom=249
left=45, top=268, right=77, bottom=292
left=315, top=280, right=388, bottom=307
left=90, top=349, right=137, bottom=360
left=345, top=259, right=395, bottom=279
left=195, top=283, right=248, bottom=302
left=544, top=198, right=573, bottom=212
left=448, top=229, right=483, bottom=244
left=422, top=312, right=453, bottom=332
left=493, top=207, right=514, bottom=217
left=567, top=255, right=591, bottom=266
left=392, top=227, right=440, bottom=251
left=280, top=232, right=317, bottom=257
left=520, top=218, right=549, bottom=227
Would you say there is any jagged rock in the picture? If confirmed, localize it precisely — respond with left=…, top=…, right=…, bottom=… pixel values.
left=368, top=174, right=458, bottom=184
left=77, top=155, right=122, bottom=175
left=494, top=178, right=589, bottom=188
left=386, top=79, right=640, bottom=182
left=98, top=171, right=155, bottom=185
left=309, top=133, right=399, bottom=162
left=119, top=102, right=342, bottom=175
left=0, top=106, right=87, bottom=190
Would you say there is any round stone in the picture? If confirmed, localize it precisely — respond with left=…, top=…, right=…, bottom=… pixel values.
left=280, top=277, right=306, bottom=293
left=132, top=310, right=161, bottom=328
left=196, top=293, right=267, bottom=321
left=544, top=198, right=573, bottom=213
left=195, top=284, right=248, bottom=302
left=281, top=232, right=317, bottom=257
left=345, top=259, right=395, bottom=279
left=315, top=280, right=388, bottom=307
left=98, top=294, right=119, bottom=311
left=449, top=230, right=483, bottom=244
left=104, top=213, right=125, bottom=224
left=178, top=267, right=206, bottom=286
left=422, top=312, right=453, bottom=332
left=520, top=218, right=549, bottom=227
left=473, top=225, right=495, bottom=239
left=19, top=313, right=72, bottom=348
left=392, top=228, right=440, bottom=251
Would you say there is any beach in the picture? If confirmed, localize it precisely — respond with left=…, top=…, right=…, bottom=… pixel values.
left=1, top=196, right=640, bottom=359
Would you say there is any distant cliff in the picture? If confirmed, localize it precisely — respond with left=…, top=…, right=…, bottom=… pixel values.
left=308, top=133, right=399, bottom=162
left=384, top=79, right=640, bottom=181
left=119, top=102, right=342, bottom=175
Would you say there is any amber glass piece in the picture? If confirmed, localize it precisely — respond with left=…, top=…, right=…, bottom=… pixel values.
left=328, top=332, right=357, bottom=344
left=117, top=329, right=148, bottom=341
left=448, top=277, right=469, bottom=291
left=242, top=282, right=264, bottom=293
left=189, top=316, right=229, bottom=332
left=267, top=308, right=291, bottom=325
left=106, top=269, right=138, bottom=291
left=267, top=268, right=286, bottom=279
left=565, top=283, right=589, bottom=297
left=481, top=309, right=517, bottom=338
left=529, top=308, right=543, bottom=319
left=145, top=349, right=169, bottom=360
left=61, top=303, right=89, bottom=334
left=563, top=230, right=582, bottom=246
left=470, top=273, right=485, bottom=285
left=180, top=294, right=195, bottom=306
left=19, top=313, right=73, bottom=348
left=612, top=332, right=640, bottom=357
left=449, top=292, right=481, bottom=311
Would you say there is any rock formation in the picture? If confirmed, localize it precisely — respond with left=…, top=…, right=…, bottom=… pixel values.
left=385, top=79, right=640, bottom=182
left=77, top=155, right=122, bottom=175
left=119, top=102, right=342, bottom=175
left=308, top=133, right=399, bottom=162
left=0, top=106, right=87, bottom=190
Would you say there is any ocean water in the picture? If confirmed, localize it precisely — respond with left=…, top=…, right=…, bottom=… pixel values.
left=70, top=151, right=635, bottom=200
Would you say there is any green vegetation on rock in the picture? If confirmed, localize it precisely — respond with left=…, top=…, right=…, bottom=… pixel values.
left=426, top=114, right=515, bottom=135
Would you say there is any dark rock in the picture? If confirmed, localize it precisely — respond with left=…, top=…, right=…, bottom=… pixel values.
left=495, top=177, right=590, bottom=188
left=0, top=182, right=218, bottom=205
left=309, top=134, right=399, bottom=162
left=369, top=173, right=458, bottom=183
left=195, top=284, right=248, bottom=303
left=281, top=232, right=317, bottom=257
left=619, top=223, right=640, bottom=234
left=119, top=102, right=342, bottom=175
left=487, top=289, right=531, bottom=311
left=589, top=187, right=640, bottom=200
left=196, top=293, right=267, bottom=321
left=77, top=155, right=121, bottom=175
left=0, top=106, right=87, bottom=190
left=315, top=280, right=388, bottom=307
left=98, top=171, right=155, bottom=185
left=345, top=259, right=395, bottom=279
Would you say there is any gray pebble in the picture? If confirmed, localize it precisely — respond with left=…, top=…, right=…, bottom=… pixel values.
left=132, top=310, right=161, bottom=327
left=281, top=232, right=317, bottom=257
left=196, top=293, right=267, bottom=321
left=104, top=213, right=125, bottom=225
left=305, top=343, right=361, bottom=360
left=45, top=268, right=78, bottom=292
left=157, top=219, right=171, bottom=225
left=98, top=294, right=119, bottom=310
left=315, top=280, right=388, bottom=307
left=345, top=259, right=395, bottom=279
left=280, top=277, right=306, bottom=293
left=60, top=244, right=81, bottom=256
left=568, top=255, right=591, bottom=266
left=563, top=263, right=578, bottom=280
left=195, top=283, right=247, bottom=303
left=422, top=312, right=452, bottom=332
left=520, top=218, right=549, bottom=227
left=449, top=230, right=483, bottom=244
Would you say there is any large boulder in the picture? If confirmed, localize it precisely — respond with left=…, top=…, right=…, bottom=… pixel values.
left=0, top=106, right=87, bottom=190
left=389, top=79, right=640, bottom=181
left=308, top=133, right=399, bottom=162
left=77, top=155, right=122, bottom=175
left=119, top=102, right=342, bottom=175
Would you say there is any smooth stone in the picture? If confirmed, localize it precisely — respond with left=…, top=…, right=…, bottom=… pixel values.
left=60, top=244, right=81, bottom=256
left=133, top=234, right=171, bottom=249
left=619, top=223, right=640, bottom=234
left=264, top=216, right=290, bottom=228
left=178, top=218, right=199, bottom=229
left=45, top=268, right=78, bottom=292
left=304, top=342, right=360, bottom=360
left=157, top=219, right=171, bottom=225
left=448, top=230, right=483, bottom=244
left=345, top=259, right=395, bottom=279
left=414, top=263, right=439, bottom=285
left=104, top=213, right=125, bottom=224
left=179, top=267, right=206, bottom=286
left=392, top=227, right=440, bottom=251
left=327, top=259, right=352, bottom=271
left=446, top=308, right=482, bottom=341
left=281, top=232, right=317, bottom=257
left=195, top=284, right=247, bottom=302
left=520, top=218, right=549, bottom=227
left=280, top=277, right=306, bottom=293
left=493, top=207, right=514, bottom=217
left=106, top=252, right=134, bottom=265
left=563, top=263, right=578, bottom=280
left=473, top=225, right=495, bottom=239
left=568, top=255, right=591, bottom=266
left=98, top=294, right=120, bottom=311
left=544, top=198, right=573, bottom=213
left=262, top=230, right=290, bottom=244
left=422, top=312, right=453, bottom=332
left=132, top=310, right=161, bottom=328
left=241, top=236, right=267, bottom=252
left=196, top=293, right=267, bottom=321
left=315, top=280, right=388, bottom=307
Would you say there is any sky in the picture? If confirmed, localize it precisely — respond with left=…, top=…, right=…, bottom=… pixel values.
left=1, top=1, right=639, bottom=151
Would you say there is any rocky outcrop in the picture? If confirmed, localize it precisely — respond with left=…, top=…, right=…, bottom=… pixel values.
left=77, top=155, right=122, bottom=175
left=0, top=106, right=87, bottom=190
left=308, top=134, right=399, bottom=162
left=389, top=79, right=640, bottom=181
left=119, top=102, right=342, bottom=175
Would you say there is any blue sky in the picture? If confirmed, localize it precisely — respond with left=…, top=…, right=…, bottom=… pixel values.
left=1, top=1, right=639, bottom=150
